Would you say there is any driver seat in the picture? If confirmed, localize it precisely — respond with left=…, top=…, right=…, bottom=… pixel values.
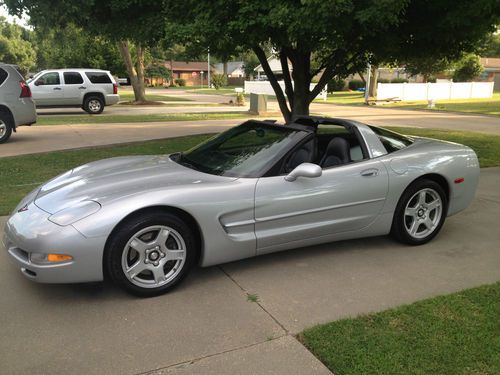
left=286, top=138, right=316, bottom=172
left=320, top=137, right=351, bottom=168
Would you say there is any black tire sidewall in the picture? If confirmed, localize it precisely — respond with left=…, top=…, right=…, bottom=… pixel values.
left=0, top=112, right=13, bottom=144
left=106, top=212, right=197, bottom=297
left=391, top=179, right=448, bottom=245
left=84, top=96, right=104, bottom=114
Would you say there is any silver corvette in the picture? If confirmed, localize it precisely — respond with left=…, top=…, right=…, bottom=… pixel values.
left=3, top=117, right=479, bottom=296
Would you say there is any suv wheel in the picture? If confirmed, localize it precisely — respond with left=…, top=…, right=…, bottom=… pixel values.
left=0, top=113, right=13, bottom=144
left=83, top=96, right=104, bottom=114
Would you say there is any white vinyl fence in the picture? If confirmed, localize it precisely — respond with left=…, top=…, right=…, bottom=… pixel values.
left=244, top=81, right=327, bottom=100
left=377, top=81, right=494, bottom=101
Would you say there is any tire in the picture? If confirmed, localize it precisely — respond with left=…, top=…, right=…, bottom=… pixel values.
left=105, top=211, right=197, bottom=297
left=83, top=95, right=104, bottom=114
left=0, top=112, right=13, bottom=144
left=391, top=179, right=447, bottom=245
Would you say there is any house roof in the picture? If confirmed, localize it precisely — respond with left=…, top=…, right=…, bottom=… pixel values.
left=213, top=61, right=244, bottom=75
left=164, top=61, right=209, bottom=71
left=480, top=57, right=500, bottom=72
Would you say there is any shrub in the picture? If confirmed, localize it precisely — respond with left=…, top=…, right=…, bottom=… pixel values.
left=377, top=78, right=390, bottom=83
left=211, top=73, right=227, bottom=89
left=453, top=54, right=483, bottom=82
left=390, top=78, right=409, bottom=83
left=348, top=80, right=365, bottom=90
left=175, top=78, right=186, bottom=86
left=327, top=78, right=345, bottom=92
left=236, top=92, right=245, bottom=106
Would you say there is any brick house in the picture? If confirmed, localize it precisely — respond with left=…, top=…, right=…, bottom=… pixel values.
left=164, top=61, right=210, bottom=86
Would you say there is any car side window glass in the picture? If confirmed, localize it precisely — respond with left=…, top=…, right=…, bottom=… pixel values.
left=36, top=72, right=60, bottom=86
left=368, top=126, right=413, bottom=153
left=0, top=68, right=8, bottom=85
left=63, top=72, right=84, bottom=85
left=85, top=72, right=112, bottom=84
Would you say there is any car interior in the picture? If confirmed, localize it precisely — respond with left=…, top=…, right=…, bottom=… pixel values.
left=283, top=124, right=365, bottom=173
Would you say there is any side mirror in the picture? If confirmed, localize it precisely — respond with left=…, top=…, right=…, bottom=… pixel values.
left=34, top=81, right=41, bottom=86
left=285, top=163, right=322, bottom=182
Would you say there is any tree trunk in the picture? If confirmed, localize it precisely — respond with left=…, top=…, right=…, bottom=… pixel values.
left=223, top=61, right=228, bottom=76
left=290, top=52, right=311, bottom=119
left=117, top=40, right=146, bottom=103
left=368, top=65, right=378, bottom=98
left=357, top=70, right=366, bottom=84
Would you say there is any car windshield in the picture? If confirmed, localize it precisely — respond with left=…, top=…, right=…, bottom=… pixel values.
left=174, top=122, right=305, bottom=177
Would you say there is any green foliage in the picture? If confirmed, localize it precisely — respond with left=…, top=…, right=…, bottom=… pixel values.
left=391, top=78, right=409, bottom=83
left=481, top=32, right=500, bottom=57
left=236, top=92, right=245, bottom=106
left=404, top=57, right=451, bottom=81
left=327, top=78, right=346, bottom=92
left=0, top=17, right=36, bottom=75
left=145, top=64, right=171, bottom=80
left=453, top=54, right=484, bottom=82
left=348, top=80, right=365, bottom=90
left=33, top=23, right=126, bottom=75
left=211, top=73, right=227, bottom=89
left=241, top=50, right=260, bottom=78
left=174, top=78, right=186, bottom=86
left=377, top=78, right=390, bottom=83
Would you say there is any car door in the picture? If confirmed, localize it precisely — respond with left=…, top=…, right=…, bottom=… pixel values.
left=30, top=72, right=63, bottom=106
left=254, top=145, right=388, bottom=254
left=62, top=71, right=86, bottom=105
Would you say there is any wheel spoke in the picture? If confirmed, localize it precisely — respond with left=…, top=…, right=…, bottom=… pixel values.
left=126, top=260, right=148, bottom=279
left=130, top=238, right=148, bottom=254
left=151, top=266, right=166, bottom=284
left=423, top=218, right=434, bottom=231
left=426, top=199, right=441, bottom=212
left=408, top=219, right=419, bottom=236
left=155, top=228, right=170, bottom=247
left=165, top=249, right=185, bottom=261
left=418, top=191, right=427, bottom=205
left=405, top=206, right=417, bottom=217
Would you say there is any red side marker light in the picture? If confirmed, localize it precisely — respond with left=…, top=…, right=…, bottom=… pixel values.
left=454, top=177, right=465, bottom=184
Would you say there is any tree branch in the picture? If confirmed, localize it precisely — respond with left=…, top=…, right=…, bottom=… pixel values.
left=253, top=45, right=291, bottom=122
left=279, top=49, right=294, bottom=108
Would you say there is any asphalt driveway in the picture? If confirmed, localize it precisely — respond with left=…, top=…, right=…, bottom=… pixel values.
left=1, top=168, right=499, bottom=374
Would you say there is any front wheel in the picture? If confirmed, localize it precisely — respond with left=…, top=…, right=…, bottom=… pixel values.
left=83, top=96, right=104, bottom=114
left=106, top=212, right=197, bottom=297
left=391, top=179, right=447, bottom=245
left=0, top=113, right=13, bottom=144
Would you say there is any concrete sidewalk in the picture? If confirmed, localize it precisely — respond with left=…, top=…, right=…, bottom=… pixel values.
left=1, top=168, right=499, bottom=374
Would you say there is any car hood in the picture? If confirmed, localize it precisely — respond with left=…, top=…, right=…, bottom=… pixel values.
left=34, top=155, right=235, bottom=214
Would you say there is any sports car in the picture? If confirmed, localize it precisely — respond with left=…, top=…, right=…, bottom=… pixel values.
left=3, top=116, right=479, bottom=296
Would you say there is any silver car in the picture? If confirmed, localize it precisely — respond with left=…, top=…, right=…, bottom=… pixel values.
left=3, top=117, right=479, bottom=296
left=28, top=68, right=119, bottom=114
left=0, top=63, right=37, bottom=143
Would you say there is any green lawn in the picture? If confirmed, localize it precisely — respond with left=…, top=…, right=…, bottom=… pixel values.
left=36, top=112, right=255, bottom=126
left=119, top=92, right=193, bottom=102
left=301, top=282, right=500, bottom=375
left=1, top=127, right=499, bottom=215
left=316, top=91, right=500, bottom=115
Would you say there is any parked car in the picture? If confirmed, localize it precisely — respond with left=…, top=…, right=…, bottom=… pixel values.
left=0, top=63, right=37, bottom=143
left=28, top=69, right=119, bottom=114
left=3, top=117, right=479, bottom=296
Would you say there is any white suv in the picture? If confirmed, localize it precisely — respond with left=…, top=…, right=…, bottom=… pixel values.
left=28, top=69, right=120, bottom=114
left=0, top=63, right=37, bottom=143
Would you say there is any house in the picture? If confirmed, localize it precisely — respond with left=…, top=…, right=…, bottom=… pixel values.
left=213, top=61, right=245, bottom=85
left=164, top=61, right=210, bottom=86
left=479, top=57, right=500, bottom=90
left=253, top=56, right=292, bottom=80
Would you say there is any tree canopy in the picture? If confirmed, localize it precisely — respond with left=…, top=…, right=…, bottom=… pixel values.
left=0, top=16, right=35, bottom=75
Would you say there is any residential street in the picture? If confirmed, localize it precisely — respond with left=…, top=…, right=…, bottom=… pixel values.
left=1, top=167, right=499, bottom=374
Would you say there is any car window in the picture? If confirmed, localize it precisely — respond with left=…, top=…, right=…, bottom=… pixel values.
left=368, top=126, right=413, bottom=153
left=85, top=72, right=112, bottom=84
left=64, top=72, right=84, bottom=85
left=36, top=72, right=60, bottom=86
left=316, top=124, right=365, bottom=164
left=0, top=68, right=7, bottom=85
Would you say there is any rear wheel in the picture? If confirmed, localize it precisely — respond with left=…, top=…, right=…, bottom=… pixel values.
left=106, top=211, right=197, bottom=297
left=83, top=95, right=104, bottom=114
left=0, top=113, right=13, bottom=144
left=391, top=179, right=447, bottom=245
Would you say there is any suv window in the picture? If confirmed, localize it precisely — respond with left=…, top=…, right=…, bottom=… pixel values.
left=64, top=72, right=84, bottom=85
left=85, top=72, right=112, bottom=84
left=36, top=72, right=60, bottom=86
left=0, top=68, right=7, bottom=85
left=369, top=126, right=413, bottom=153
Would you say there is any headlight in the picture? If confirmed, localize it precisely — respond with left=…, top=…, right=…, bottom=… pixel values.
left=48, top=201, right=101, bottom=226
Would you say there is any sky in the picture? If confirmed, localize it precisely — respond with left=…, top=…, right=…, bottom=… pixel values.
left=0, top=4, right=30, bottom=27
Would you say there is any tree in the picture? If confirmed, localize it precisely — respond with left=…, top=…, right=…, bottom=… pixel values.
left=404, top=57, right=452, bottom=82
left=0, top=16, right=35, bottom=75
left=481, top=32, right=500, bottom=57
left=33, top=23, right=126, bottom=75
left=453, top=54, right=484, bottom=82
left=3, top=0, right=173, bottom=103
left=171, top=0, right=499, bottom=122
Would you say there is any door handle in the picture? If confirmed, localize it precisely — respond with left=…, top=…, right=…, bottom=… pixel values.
left=79, top=86, right=86, bottom=89
left=361, top=168, right=379, bottom=177
left=53, top=87, right=62, bottom=90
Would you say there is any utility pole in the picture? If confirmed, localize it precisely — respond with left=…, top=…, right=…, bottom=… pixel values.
left=364, top=63, right=371, bottom=104
left=207, top=47, right=211, bottom=89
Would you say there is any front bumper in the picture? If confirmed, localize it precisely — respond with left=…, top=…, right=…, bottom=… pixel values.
left=2, top=202, right=106, bottom=283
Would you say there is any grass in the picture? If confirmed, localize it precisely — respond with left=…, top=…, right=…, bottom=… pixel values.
left=301, top=282, right=500, bottom=375
left=0, top=127, right=499, bottom=215
left=247, top=293, right=259, bottom=303
left=36, top=112, right=255, bottom=126
left=118, top=92, right=193, bottom=102
left=315, top=91, right=500, bottom=116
